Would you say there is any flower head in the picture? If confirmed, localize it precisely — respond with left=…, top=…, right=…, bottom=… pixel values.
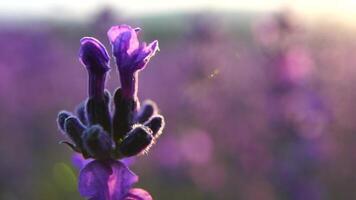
left=57, top=25, right=165, bottom=200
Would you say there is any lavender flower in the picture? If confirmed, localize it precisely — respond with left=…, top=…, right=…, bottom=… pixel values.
left=79, top=37, right=110, bottom=99
left=108, top=25, right=159, bottom=142
left=108, top=25, right=159, bottom=100
left=57, top=25, right=165, bottom=200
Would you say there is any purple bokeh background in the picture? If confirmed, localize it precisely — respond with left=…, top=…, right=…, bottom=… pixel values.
left=0, top=9, right=356, bottom=200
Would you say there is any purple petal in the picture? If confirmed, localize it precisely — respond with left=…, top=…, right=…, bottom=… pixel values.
left=79, top=160, right=138, bottom=200
left=79, top=160, right=111, bottom=200
left=108, top=25, right=139, bottom=56
left=72, top=153, right=135, bottom=170
left=80, top=37, right=110, bottom=98
left=134, top=40, right=159, bottom=70
left=123, top=188, right=153, bottom=200
left=71, top=153, right=93, bottom=170
left=79, top=37, right=110, bottom=72
left=109, top=161, right=139, bottom=200
left=108, top=25, right=159, bottom=72
left=108, top=24, right=159, bottom=100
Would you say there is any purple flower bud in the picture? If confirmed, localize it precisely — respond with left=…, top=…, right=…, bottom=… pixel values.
left=108, top=25, right=159, bottom=99
left=75, top=101, right=88, bottom=125
left=57, top=110, right=72, bottom=131
left=79, top=37, right=110, bottom=99
left=64, top=116, right=86, bottom=150
left=144, top=115, right=165, bottom=139
left=134, top=100, right=158, bottom=123
left=82, top=125, right=114, bottom=160
left=119, top=125, right=153, bottom=157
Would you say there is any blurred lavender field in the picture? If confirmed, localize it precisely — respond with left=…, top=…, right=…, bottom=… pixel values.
left=1, top=9, right=356, bottom=200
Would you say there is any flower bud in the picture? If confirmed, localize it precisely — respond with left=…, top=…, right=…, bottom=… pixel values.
left=75, top=101, right=88, bottom=125
left=64, top=116, right=86, bottom=149
left=82, top=125, right=113, bottom=160
left=79, top=37, right=110, bottom=74
left=57, top=111, right=72, bottom=131
left=144, top=115, right=165, bottom=139
left=108, top=25, right=159, bottom=99
left=119, top=125, right=153, bottom=157
left=135, top=100, right=158, bottom=123
left=79, top=37, right=110, bottom=99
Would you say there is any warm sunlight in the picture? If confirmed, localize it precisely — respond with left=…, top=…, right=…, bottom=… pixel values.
left=0, top=0, right=355, bottom=25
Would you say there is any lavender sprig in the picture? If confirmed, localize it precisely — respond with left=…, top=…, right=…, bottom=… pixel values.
left=57, top=25, right=165, bottom=200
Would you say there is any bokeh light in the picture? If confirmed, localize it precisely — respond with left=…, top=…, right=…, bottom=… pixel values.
left=0, top=1, right=356, bottom=200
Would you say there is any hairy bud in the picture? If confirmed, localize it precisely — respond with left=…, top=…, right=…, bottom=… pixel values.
left=82, top=125, right=114, bottom=160
left=119, top=125, right=153, bottom=157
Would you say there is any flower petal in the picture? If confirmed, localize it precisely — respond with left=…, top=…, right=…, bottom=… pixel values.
left=79, top=160, right=111, bottom=200
left=109, top=161, right=139, bottom=200
left=79, top=37, right=110, bottom=73
left=72, top=152, right=135, bottom=170
left=71, top=153, right=93, bottom=170
left=108, top=25, right=139, bottom=56
left=124, top=188, right=153, bottom=200
left=79, top=160, right=138, bottom=200
left=134, top=40, right=159, bottom=70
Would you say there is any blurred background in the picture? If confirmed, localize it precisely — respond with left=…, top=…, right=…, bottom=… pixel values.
left=0, top=1, right=356, bottom=200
